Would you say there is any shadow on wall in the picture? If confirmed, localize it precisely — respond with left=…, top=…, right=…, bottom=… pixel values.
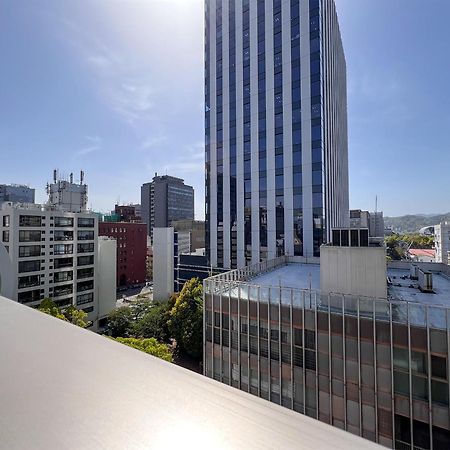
left=0, top=242, right=14, bottom=299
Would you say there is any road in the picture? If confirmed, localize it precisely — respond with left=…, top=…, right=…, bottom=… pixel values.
left=115, top=285, right=153, bottom=308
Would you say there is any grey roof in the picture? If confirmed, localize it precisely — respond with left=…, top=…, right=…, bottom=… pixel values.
left=249, top=263, right=321, bottom=290
left=0, top=297, right=379, bottom=450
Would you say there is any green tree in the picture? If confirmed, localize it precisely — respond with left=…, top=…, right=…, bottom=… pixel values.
left=129, top=298, right=153, bottom=321
left=168, top=278, right=203, bottom=360
left=63, top=306, right=89, bottom=328
left=111, top=337, right=173, bottom=362
left=38, top=298, right=89, bottom=328
left=107, top=306, right=134, bottom=337
left=38, top=298, right=67, bottom=321
left=132, top=303, right=170, bottom=341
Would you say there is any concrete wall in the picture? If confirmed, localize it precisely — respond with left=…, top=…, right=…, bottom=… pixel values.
left=97, top=236, right=117, bottom=319
left=153, top=227, right=174, bottom=301
left=140, top=183, right=151, bottom=237
left=0, top=242, right=14, bottom=299
left=320, top=246, right=387, bottom=299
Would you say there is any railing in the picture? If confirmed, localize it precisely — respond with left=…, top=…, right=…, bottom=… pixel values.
left=204, top=258, right=450, bottom=331
left=207, top=255, right=288, bottom=284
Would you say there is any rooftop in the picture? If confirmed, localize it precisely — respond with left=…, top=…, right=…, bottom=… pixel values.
left=0, top=296, right=378, bottom=450
left=208, top=257, right=450, bottom=329
left=408, top=248, right=436, bottom=258
left=250, top=263, right=320, bottom=291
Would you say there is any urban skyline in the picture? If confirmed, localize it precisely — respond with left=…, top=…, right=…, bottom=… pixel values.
left=1, top=1, right=450, bottom=218
left=0, top=2, right=449, bottom=448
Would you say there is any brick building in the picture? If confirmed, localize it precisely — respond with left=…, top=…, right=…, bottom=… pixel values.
left=99, top=222, right=147, bottom=287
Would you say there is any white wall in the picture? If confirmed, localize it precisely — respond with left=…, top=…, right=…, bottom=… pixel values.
left=153, top=228, right=174, bottom=301
left=97, top=236, right=117, bottom=319
left=0, top=242, right=14, bottom=299
left=320, top=246, right=387, bottom=299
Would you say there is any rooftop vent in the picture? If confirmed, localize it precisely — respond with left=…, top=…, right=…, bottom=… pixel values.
left=418, top=269, right=433, bottom=293
left=410, top=264, right=419, bottom=280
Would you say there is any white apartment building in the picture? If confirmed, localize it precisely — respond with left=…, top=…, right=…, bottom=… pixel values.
left=434, top=221, right=450, bottom=265
left=0, top=202, right=116, bottom=329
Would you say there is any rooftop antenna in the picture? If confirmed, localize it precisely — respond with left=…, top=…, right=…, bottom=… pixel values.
left=80, top=170, right=84, bottom=185
left=53, top=169, right=57, bottom=183
left=375, top=195, right=378, bottom=237
left=70, top=173, right=73, bottom=184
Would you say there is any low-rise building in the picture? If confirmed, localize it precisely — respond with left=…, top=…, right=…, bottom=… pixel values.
left=204, top=233, right=450, bottom=448
left=98, top=222, right=147, bottom=287
left=407, top=248, right=436, bottom=263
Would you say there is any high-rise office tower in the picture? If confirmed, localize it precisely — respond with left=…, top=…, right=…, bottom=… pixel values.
left=205, top=0, right=349, bottom=269
left=141, top=174, right=194, bottom=242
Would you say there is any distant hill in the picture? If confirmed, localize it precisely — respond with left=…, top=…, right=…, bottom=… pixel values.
left=385, top=213, right=450, bottom=234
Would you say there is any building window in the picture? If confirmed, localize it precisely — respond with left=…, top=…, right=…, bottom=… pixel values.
left=54, top=217, right=74, bottom=227
left=2, top=230, right=9, bottom=242
left=53, top=257, right=73, bottom=269
left=78, top=230, right=94, bottom=241
left=77, top=243, right=94, bottom=253
left=53, top=284, right=73, bottom=297
left=19, top=215, right=41, bottom=227
left=19, top=245, right=42, bottom=258
left=18, top=289, right=41, bottom=304
left=19, top=230, right=41, bottom=242
left=77, top=292, right=94, bottom=306
left=18, top=275, right=40, bottom=289
left=54, top=244, right=73, bottom=255
left=54, top=230, right=74, bottom=241
left=3, top=215, right=10, bottom=227
left=77, top=255, right=94, bottom=266
left=78, top=218, right=95, bottom=228
left=54, top=271, right=73, bottom=283
left=77, top=267, right=94, bottom=279
left=18, top=260, right=41, bottom=273
left=431, top=355, right=447, bottom=379
left=77, top=280, right=94, bottom=292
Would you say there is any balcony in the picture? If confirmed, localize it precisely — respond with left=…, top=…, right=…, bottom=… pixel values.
left=0, top=296, right=379, bottom=449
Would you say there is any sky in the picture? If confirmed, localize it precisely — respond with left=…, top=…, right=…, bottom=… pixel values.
left=1, top=0, right=449, bottom=218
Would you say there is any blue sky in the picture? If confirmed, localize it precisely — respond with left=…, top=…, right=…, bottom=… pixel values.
left=1, top=0, right=449, bottom=218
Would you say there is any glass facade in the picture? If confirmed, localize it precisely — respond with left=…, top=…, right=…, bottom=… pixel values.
left=205, top=0, right=349, bottom=269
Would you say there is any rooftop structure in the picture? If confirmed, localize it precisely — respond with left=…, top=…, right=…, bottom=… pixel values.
left=114, top=204, right=142, bottom=223
left=0, top=296, right=378, bottom=450
left=46, top=169, right=88, bottom=213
